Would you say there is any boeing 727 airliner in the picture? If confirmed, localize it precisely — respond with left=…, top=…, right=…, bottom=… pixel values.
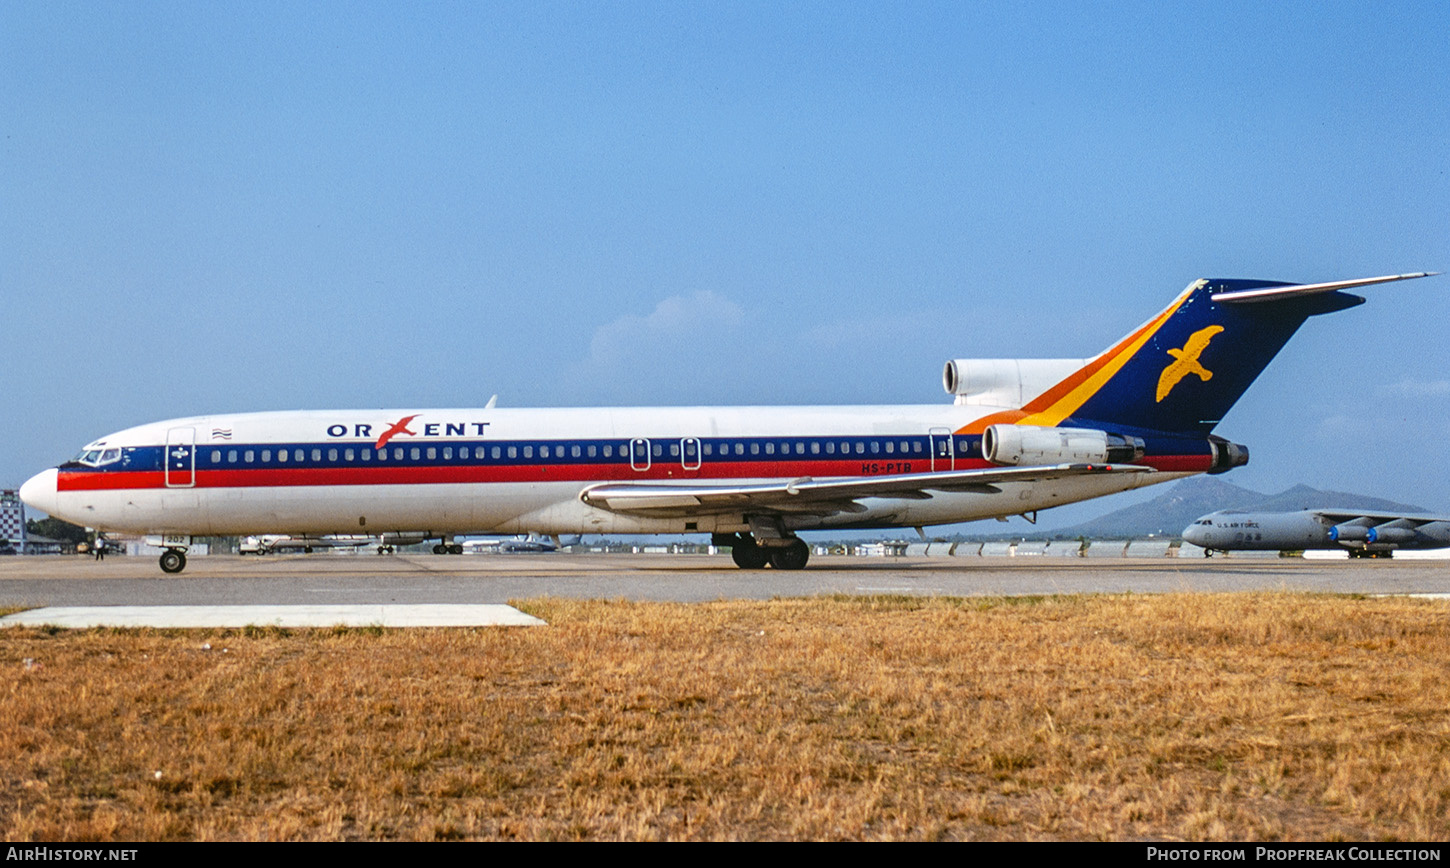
left=20, top=272, right=1436, bottom=573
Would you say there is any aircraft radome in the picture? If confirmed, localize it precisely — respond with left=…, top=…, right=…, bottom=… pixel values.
left=1184, top=508, right=1450, bottom=558
left=21, top=272, right=1437, bottom=574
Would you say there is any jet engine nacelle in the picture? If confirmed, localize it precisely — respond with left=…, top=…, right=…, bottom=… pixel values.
left=1207, top=436, right=1250, bottom=474
left=943, top=358, right=1087, bottom=407
left=982, top=424, right=1144, bottom=466
left=1329, top=524, right=1371, bottom=543
left=1367, top=526, right=1417, bottom=545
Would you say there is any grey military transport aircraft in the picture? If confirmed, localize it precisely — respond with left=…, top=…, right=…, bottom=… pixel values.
left=1182, top=509, right=1450, bottom=558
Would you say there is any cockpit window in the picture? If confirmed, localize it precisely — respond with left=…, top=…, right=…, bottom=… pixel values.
left=74, top=448, right=122, bottom=467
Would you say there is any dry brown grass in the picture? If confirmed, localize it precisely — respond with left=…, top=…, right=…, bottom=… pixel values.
left=2, top=593, right=1448, bottom=841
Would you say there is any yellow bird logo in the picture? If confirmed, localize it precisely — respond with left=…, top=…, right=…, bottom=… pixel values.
left=1155, top=325, right=1224, bottom=402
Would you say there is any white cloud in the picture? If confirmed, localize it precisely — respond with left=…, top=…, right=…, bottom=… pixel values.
left=586, top=291, right=745, bottom=368
left=559, top=290, right=768, bottom=404
left=1378, top=379, right=1450, bottom=399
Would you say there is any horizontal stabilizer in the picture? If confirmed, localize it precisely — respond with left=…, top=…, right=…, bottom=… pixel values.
left=1210, top=272, right=1437, bottom=304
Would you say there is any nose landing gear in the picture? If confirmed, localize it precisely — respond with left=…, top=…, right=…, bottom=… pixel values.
left=159, top=548, right=187, bottom=574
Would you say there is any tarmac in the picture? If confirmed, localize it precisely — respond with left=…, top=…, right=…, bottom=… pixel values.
left=0, top=552, right=1446, bottom=628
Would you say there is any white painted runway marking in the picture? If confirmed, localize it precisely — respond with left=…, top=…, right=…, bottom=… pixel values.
left=0, top=604, right=546, bottom=628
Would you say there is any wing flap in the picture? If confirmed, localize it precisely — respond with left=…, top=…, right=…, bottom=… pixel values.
left=581, top=463, right=1151, bottom=516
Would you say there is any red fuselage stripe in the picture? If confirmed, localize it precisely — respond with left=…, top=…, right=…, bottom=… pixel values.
left=55, top=455, right=1213, bottom=492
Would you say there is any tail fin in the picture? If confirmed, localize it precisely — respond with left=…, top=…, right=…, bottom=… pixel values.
left=1009, top=272, right=1434, bottom=434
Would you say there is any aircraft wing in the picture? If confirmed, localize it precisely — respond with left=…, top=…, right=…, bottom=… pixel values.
left=580, top=463, right=1151, bottom=517
left=1308, top=509, right=1450, bottom=527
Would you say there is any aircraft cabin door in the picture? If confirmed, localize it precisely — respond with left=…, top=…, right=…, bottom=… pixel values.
left=630, top=438, right=651, bottom=472
left=929, top=427, right=955, bottom=472
left=165, top=427, right=196, bottom=488
left=681, top=437, right=701, bottom=472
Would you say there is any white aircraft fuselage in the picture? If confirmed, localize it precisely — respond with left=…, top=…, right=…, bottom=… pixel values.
left=21, top=403, right=1191, bottom=539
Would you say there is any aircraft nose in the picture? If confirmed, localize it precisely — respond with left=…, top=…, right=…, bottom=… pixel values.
left=19, top=468, right=59, bottom=517
left=1181, top=522, right=1203, bottom=545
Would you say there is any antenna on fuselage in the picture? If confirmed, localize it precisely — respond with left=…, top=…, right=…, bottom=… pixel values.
left=484, top=395, right=498, bottom=409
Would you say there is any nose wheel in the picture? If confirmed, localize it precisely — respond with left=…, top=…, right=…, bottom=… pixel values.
left=159, top=549, right=187, bottom=574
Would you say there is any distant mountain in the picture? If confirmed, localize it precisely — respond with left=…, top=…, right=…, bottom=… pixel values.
left=1053, top=475, right=1266, bottom=539
left=981, top=476, right=1431, bottom=541
left=1247, top=483, right=1428, bottom=515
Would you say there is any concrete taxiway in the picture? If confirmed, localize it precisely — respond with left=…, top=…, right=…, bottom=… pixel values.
left=1, top=603, right=546, bottom=629
left=1, top=553, right=1446, bottom=615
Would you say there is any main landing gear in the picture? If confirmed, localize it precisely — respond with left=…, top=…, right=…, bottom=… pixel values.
left=1348, top=548, right=1393, bottom=559
left=159, top=548, right=187, bottom=574
left=432, top=543, right=464, bottom=555
left=714, top=533, right=810, bottom=570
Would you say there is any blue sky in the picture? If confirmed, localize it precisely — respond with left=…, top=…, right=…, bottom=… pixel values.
left=4, top=1, right=1448, bottom=526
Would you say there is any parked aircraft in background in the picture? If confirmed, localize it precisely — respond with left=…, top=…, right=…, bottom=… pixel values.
left=239, top=533, right=427, bottom=555
left=20, top=272, right=1435, bottom=574
left=1183, top=508, right=1450, bottom=558
left=461, top=534, right=559, bottom=554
